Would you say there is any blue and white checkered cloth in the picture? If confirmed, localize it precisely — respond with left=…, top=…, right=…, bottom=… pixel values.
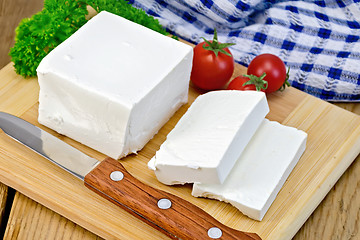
left=128, top=0, right=360, bottom=102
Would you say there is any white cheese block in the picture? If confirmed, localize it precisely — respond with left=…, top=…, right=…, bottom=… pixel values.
left=37, top=11, right=193, bottom=159
left=148, top=90, right=269, bottom=185
left=192, top=119, right=307, bottom=221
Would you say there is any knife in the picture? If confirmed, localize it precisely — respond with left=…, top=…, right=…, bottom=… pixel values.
left=0, top=111, right=261, bottom=240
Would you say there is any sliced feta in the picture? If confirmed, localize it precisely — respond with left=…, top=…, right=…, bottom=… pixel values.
left=192, top=119, right=307, bottom=221
left=37, top=11, right=193, bottom=159
left=148, top=90, right=269, bottom=185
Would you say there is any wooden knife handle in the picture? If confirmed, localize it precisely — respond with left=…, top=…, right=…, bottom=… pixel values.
left=84, top=157, right=261, bottom=240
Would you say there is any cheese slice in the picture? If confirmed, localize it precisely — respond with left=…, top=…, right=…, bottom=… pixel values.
left=192, top=119, right=307, bottom=221
left=37, top=11, right=193, bottom=159
left=148, top=90, right=269, bottom=185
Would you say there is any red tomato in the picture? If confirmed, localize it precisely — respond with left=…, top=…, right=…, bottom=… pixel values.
left=247, top=54, right=288, bottom=93
left=190, top=31, right=235, bottom=90
left=227, top=76, right=257, bottom=91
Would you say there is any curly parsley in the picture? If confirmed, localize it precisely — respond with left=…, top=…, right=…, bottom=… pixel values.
left=9, top=0, right=168, bottom=78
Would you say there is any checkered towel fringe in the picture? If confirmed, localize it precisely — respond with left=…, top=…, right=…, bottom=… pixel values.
left=129, top=0, right=360, bottom=102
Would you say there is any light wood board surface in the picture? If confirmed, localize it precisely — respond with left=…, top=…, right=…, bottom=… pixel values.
left=1, top=1, right=360, bottom=239
left=0, top=62, right=360, bottom=240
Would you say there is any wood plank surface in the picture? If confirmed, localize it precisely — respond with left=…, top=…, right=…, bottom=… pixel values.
left=0, top=1, right=360, bottom=240
left=4, top=192, right=102, bottom=240
left=0, top=0, right=44, bottom=69
left=0, top=183, right=8, bottom=229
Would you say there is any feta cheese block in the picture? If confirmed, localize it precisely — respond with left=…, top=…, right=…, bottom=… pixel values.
left=148, top=90, right=269, bottom=185
left=36, top=11, right=193, bottom=159
left=192, top=119, right=307, bottom=221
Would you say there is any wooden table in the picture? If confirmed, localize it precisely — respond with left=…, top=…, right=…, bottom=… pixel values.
left=0, top=1, right=359, bottom=239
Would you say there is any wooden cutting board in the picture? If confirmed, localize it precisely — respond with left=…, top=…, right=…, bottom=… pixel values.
left=0, top=62, right=360, bottom=240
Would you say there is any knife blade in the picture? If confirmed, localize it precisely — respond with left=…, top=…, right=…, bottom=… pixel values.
left=0, top=111, right=261, bottom=240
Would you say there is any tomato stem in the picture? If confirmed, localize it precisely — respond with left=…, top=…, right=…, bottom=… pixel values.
left=279, top=67, right=291, bottom=91
left=243, top=73, right=268, bottom=91
left=202, top=29, right=235, bottom=57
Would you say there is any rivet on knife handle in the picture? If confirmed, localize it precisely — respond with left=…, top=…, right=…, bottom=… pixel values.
left=84, top=157, right=262, bottom=240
